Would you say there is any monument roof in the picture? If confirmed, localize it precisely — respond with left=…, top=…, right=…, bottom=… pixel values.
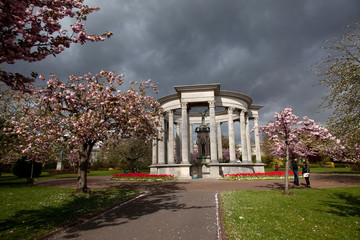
left=174, top=83, right=220, bottom=95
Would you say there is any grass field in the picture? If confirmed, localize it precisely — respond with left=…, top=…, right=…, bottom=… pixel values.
left=0, top=180, right=139, bottom=240
left=220, top=187, right=360, bottom=240
left=0, top=170, right=133, bottom=184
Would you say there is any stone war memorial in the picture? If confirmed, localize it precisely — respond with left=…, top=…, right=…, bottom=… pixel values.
left=150, top=83, right=265, bottom=179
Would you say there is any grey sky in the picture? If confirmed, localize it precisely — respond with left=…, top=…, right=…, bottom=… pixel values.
left=5, top=0, right=360, bottom=127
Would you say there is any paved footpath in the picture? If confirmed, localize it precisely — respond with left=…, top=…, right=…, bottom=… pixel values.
left=38, top=174, right=360, bottom=240
left=48, top=190, right=219, bottom=240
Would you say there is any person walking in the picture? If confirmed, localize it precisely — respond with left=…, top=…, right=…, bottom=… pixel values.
left=302, top=160, right=310, bottom=187
left=291, top=158, right=299, bottom=186
left=275, top=163, right=279, bottom=171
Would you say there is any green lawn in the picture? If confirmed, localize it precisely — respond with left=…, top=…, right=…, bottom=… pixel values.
left=221, top=187, right=360, bottom=240
left=37, top=170, right=124, bottom=180
left=0, top=181, right=139, bottom=240
left=0, top=169, right=151, bottom=183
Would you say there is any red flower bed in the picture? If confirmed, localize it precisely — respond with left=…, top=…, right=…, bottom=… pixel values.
left=222, top=171, right=302, bottom=180
left=112, top=173, right=175, bottom=181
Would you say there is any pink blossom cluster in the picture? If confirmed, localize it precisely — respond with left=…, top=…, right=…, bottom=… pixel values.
left=258, top=108, right=336, bottom=159
left=10, top=70, right=163, bottom=165
left=221, top=148, right=241, bottom=162
left=321, top=135, right=360, bottom=162
left=0, top=0, right=112, bottom=89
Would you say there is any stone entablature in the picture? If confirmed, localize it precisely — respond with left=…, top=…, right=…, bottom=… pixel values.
left=151, top=83, right=265, bottom=179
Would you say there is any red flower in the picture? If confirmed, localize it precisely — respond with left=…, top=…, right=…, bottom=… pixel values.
left=223, top=171, right=294, bottom=178
left=112, top=173, right=174, bottom=178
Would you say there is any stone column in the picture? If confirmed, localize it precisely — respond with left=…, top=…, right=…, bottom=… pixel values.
left=254, top=117, right=262, bottom=163
left=176, top=123, right=181, bottom=163
left=158, top=114, right=166, bottom=164
left=164, top=119, right=168, bottom=164
left=228, top=107, right=236, bottom=162
left=189, top=123, right=194, bottom=163
left=217, top=122, right=223, bottom=161
left=240, top=111, right=248, bottom=162
left=246, top=113, right=252, bottom=162
left=168, top=111, right=175, bottom=164
left=181, top=102, right=189, bottom=164
left=152, top=137, right=158, bottom=165
left=209, top=101, right=217, bottom=162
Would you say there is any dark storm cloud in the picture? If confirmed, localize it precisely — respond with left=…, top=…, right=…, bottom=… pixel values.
left=5, top=0, right=360, bottom=125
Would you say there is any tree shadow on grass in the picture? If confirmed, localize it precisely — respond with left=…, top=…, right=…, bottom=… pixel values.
left=0, top=188, right=142, bottom=240
left=0, top=176, right=29, bottom=187
left=255, top=181, right=304, bottom=191
left=319, top=192, right=360, bottom=218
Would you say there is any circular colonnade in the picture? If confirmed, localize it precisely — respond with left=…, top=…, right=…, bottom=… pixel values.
left=150, top=84, right=265, bottom=179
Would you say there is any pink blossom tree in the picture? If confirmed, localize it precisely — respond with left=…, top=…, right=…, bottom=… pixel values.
left=11, top=70, right=163, bottom=192
left=258, top=108, right=335, bottom=194
left=321, top=136, right=360, bottom=163
left=0, top=0, right=112, bottom=90
left=221, top=148, right=241, bottom=162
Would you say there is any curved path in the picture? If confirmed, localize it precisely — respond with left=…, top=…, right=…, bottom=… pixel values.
left=37, top=174, right=360, bottom=240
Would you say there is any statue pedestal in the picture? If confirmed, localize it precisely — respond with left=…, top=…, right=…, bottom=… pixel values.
left=56, top=161, right=64, bottom=170
left=150, top=164, right=193, bottom=179
left=150, top=162, right=265, bottom=179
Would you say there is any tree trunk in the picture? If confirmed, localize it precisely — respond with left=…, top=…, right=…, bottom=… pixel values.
left=284, top=144, right=290, bottom=195
left=76, top=141, right=95, bottom=193
left=128, top=158, right=137, bottom=172
left=27, top=159, right=34, bottom=185
left=77, top=160, right=89, bottom=193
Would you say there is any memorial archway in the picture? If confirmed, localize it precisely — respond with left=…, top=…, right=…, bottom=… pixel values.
left=150, top=84, right=265, bottom=179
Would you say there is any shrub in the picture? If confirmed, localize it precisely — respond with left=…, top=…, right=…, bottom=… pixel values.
left=266, top=158, right=284, bottom=168
left=325, top=162, right=335, bottom=168
left=309, top=163, right=322, bottom=168
left=11, top=157, right=42, bottom=178
left=261, top=156, right=268, bottom=164
left=335, top=163, right=350, bottom=168
left=42, top=161, right=57, bottom=170
left=351, top=162, right=360, bottom=172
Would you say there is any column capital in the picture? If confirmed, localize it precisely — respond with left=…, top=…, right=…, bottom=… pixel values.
left=208, top=100, right=216, bottom=108
left=227, top=107, right=234, bottom=113
left=181, top=102, right=188, bottom=109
